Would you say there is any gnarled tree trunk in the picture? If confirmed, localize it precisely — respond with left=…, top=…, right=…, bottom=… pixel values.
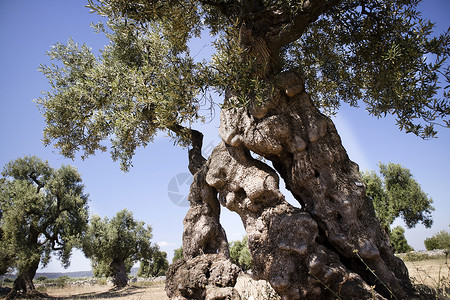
left=111, top=259, right=128, bottom=288
left=7, top=259, right=41, bottom=299
left=165, top=129, right=239, bottom=299
left=167, top=71, right=415, bottom=299
left=213, top=71, right=412, bottom=299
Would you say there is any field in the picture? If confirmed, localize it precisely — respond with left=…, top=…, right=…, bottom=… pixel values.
left=404, top=258, right=449, bottom=296
left=46, top=281, right=169, bottom=300
left=0, top=258, right=447, bottom=299
left=1, top=281, right=169, bottom=300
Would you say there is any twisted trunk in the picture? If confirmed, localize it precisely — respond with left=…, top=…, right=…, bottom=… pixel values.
left=111, top=259, right=128, bottom=288
left=165, top=126, right=238, bottom=299
left=214, top=71, right=412, bottom=298
left=168, top=10, right=413, bottom=296
left=7, top=259, right=41, bottom=299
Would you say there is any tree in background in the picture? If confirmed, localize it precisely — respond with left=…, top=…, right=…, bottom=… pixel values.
left=172, top=247, right=183, bottom=263
left=424, top=229, right=450, bottom=251
left=138, top=245, right=169, bottom=277
left=0, top=179, right=13, bottom=277
left=0, top=156, right=89, bottom=298
left=83, top=209, right=153, bottom=287
left=361, top=162, right=433, bottom=253
left=362, top=162, right=434, bottom=231
left=229, top=236, right=253, bottom=271
left=37, top=0, right=449, bottom=298
left=390, top=226, right=414, bottom=254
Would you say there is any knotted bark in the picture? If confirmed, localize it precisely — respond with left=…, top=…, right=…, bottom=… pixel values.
left=6, top=260, right=42, bottom=299
left=206, top=141, right=380, bottom=299
left=167, top=69, right=414, bottom=298
left=166, top=127, right=238, bottom=299
left=182, top=166, right=230, bottom=260
left=111, top=259, right=128, bottom=288
left=215, top=71, right=412, bottom=298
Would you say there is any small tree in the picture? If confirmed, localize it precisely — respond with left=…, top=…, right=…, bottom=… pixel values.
left=424, top=230, right=450, bottom=251
left=362, top=162, right=434, bottom=232
left=172, top=247, right=183, bottom=263
left=0, top=156, right=89, bottom=298
left=390, top=226, right=414, bottom=254
left=83, top=209, right=153, bottom=287
left=229, top=236, right=252, bottom=271
left=138, top=245, right=169, bottom=277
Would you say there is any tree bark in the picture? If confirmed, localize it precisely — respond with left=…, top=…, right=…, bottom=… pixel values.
left=7, top=259, right=41, bottom=299
left=215, top=70, right=413, bottom=299
left=182, top=166, right=230, bottom=260
left=110, top=259, right=128, bottom=288
left=165, top=128, right=236, bottom=299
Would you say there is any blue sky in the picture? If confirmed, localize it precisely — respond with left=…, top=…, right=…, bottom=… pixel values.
left=0, top=1, right=449, bottom=273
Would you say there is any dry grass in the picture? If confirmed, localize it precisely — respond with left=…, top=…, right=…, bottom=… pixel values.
left=404, top=258, right=449, bottom=297
left=31, top=281, right=168, bottom=299
left=2, top=259, right=448, bottom=299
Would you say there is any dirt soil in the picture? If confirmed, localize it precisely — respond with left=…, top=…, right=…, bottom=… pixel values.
left=2, top=259, right=447, bottom=299
left=404, top=258, right=449, bottom=289
left=13, top=282, right=169, bottom=300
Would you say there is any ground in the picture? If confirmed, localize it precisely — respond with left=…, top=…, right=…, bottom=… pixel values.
left=45, top=282, right=169, bottom=300
left=0, top=281, right=169, bottom=300
left=405, top=258, right=449, bottom=295
left=0, top=258, right=447, bottom=299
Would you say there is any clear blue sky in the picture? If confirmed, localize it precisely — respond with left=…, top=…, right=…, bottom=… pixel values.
left=0, top=1, right=449, bottom=273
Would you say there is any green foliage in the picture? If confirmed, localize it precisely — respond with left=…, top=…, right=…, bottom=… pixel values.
left=172, top=247, right=183, bottom=263
left=361, top=162, right=434, bottom=230
left=289, top=1, right=450, bottom=137
left=390, top=226, right=414, bottom=254
left=37, top=0, right=450, bottom=170
left=37, top=19, right=208, bottom=171
left=83, top=209, right=153, bottom=278
left=55, top=275, right=70, bottom=288
left=138, top=245, right=169, bottom=277
left=0, top=156, right=89, bottom=276
left=91, top=258, right=133, bottom=278
left=400, top=252, right=434, bottom=262
left=35, top=276, right=47, bottom=282
left=229, top=236, right=253, bottom=271
left=97, top=277, right=108, bottom=285
left=424, top=230, right=450, bottom=250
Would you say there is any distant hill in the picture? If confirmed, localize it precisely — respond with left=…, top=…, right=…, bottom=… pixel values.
left=35, top=270, right=93, bottom=279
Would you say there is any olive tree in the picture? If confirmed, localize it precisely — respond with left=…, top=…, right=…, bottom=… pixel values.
left=362, top=162, right=434, bottom=231
left=362, top=162, right=434, bottom=253
left=424, top=229, right=450, bottom=250
left=229, top=236, right=253, bottom=271
left=172, top=247, right=183, bottom=263
left=37, top=0, right=449, bottom=298
left=83, top=209, right=153, bottom=287
left=390, top=226, right=414, bottom=254
left=137, top=245, right=169, bottom=277
left=0, top=156, right=89, bottom=298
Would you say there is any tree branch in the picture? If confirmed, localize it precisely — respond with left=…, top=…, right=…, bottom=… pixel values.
left=168, top=124, right=206, bottom=174
left=198, top=0, right=241, bottom=19
left=29, top=172, right=44, bottom=194
left=270, top=0, right=343, bottom=50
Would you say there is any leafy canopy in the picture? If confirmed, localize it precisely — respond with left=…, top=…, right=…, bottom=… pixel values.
left=229, top=236, right=253, bottom=271
left=0, top=156, right=89, bottom=275
left=37, top=0, right=449, bottom=170
left=424, top=229, right=450, bottom=250
left=389, top=226, right=414, bottom=253
left=138, top=245, right=169, bottom=277
left=361, top=162, right=434, bottom=230
left=83, top=209, right=153, bottom=277
left=172, top=246, right=183, bottom=263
